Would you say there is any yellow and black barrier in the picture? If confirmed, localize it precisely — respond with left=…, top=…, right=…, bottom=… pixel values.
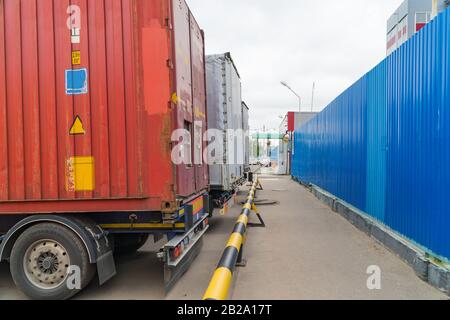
left=203, top=177, right=262, bottom=300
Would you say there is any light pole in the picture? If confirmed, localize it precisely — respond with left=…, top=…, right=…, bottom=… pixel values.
left=280, top=81, right=302, bottom=113
left=280, top=81, right=301, bottom=175
left=432, top=0, right=438, bottom=19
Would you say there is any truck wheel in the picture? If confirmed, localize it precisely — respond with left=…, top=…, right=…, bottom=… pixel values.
left=113, top=234, right=149, bottom=256
left=10, top=223, right=95, bottom=300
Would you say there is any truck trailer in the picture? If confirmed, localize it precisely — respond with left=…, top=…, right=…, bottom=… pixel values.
left=206, top=53, right=248, bottom=214
left=242, top=102, right=251, bottom=175
left=0, top=0, right=209, bottom=300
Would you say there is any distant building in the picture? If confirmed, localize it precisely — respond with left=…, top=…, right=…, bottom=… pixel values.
left=387, top=0, right=449, bottom=56
left=277, top=112, right=318, bottom=175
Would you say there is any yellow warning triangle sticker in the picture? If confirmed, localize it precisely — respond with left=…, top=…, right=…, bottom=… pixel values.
left=70, top=116, right=86, bottom=135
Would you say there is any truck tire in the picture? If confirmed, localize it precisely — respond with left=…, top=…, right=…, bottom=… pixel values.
left=9, top=223, right=95, bottom=300
left=113, top=234, right=149, bottom=256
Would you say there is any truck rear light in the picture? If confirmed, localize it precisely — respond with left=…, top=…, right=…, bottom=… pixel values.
left=172, top=245, right=181, bottom=259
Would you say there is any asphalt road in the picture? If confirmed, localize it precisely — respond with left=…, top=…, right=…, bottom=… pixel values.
left=0, top=175, right=447, bottom=300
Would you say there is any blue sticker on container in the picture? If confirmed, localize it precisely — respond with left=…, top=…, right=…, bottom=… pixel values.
left=65, top=68, right=88, bottom=95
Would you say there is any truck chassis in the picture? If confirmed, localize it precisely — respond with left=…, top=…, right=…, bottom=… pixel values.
left=0, top=193, right=210, bottom=300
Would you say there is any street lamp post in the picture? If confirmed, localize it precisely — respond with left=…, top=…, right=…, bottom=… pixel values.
left=432, top=0, right=438, bottom=19
left=280, top=81, right=302, bottom=113
left=280, top=81, right=302, bottom=175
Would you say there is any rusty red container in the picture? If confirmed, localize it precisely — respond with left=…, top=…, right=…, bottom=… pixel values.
left=0, top=0, right=209, bottom=214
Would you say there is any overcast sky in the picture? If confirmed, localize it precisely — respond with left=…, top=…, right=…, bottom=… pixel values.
left=187, top=0, right=403, bottom=131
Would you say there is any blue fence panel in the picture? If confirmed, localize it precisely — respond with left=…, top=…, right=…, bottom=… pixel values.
left=293, top=8, right=450, bottom=261
left=295, top=78, right=367, bottom=213
left=366, top=61, right=387, bottom=222
left=385, top=9, right=450, bottom=259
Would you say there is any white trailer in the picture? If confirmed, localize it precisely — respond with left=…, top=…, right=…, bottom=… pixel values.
left=206, top=53, right=247, bottom=213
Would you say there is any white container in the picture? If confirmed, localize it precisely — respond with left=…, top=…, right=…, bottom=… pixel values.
left=206, top=53, right=246, bottom=191
left=242, top=102, right=250, bottom=172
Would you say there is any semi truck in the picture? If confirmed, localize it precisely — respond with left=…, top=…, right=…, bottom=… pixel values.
left=242, top=102, right=251, bottom=175
left=0, top=0, right=209, bottom=300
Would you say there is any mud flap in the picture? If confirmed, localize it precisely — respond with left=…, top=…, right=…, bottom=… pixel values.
left=164, top=238, right=204, bottom=293
left=97, top=250, right=117, bottom=286
left=161, top=216, right=209, bottom=293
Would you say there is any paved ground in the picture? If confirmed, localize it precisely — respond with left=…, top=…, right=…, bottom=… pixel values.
left=0, top=175, right=447, bottom=300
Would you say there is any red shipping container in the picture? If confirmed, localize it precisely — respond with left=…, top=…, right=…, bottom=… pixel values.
left=0, top=0, right=209, bottom=215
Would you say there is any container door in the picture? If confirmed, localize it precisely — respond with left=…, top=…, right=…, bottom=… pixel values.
left=172, top=0, right=195, bottom=197
left=224, top=61, right=234, bottom=186
left=189, top=13, right=208, bottom=192
left=232, top=65, right=244, bottom=180
left=225, top=58, right=243, bottom=184
left=244, top=107, right=250, bottom=168
left=205, top=55, right=225, bottom=189
left=0, top=0, right=148, bottom=204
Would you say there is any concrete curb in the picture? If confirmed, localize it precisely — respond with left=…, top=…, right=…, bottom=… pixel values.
left=293, top=177, right=450, bottom=296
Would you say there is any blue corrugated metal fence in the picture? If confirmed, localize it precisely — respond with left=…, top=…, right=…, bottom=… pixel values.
left=292, top=8, right=450, bottom=261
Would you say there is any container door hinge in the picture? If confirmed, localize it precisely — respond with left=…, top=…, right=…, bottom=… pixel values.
left=165, top=18, right=173, bottom=30
left=167, top=59, right=174, bottom=69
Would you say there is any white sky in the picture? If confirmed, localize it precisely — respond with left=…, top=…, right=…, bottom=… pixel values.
left=187, top=0, right=403, bottom=131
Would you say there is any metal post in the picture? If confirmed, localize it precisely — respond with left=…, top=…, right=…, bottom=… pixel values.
left=432, top=0, right=439, bottom=19
left=298, top=96, right=302, bottom=113
left=281, top=81, right=302, bottom=129
left=203, top=177, right=261, bottom=300
left=236, top=244, right=246, bottom=267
